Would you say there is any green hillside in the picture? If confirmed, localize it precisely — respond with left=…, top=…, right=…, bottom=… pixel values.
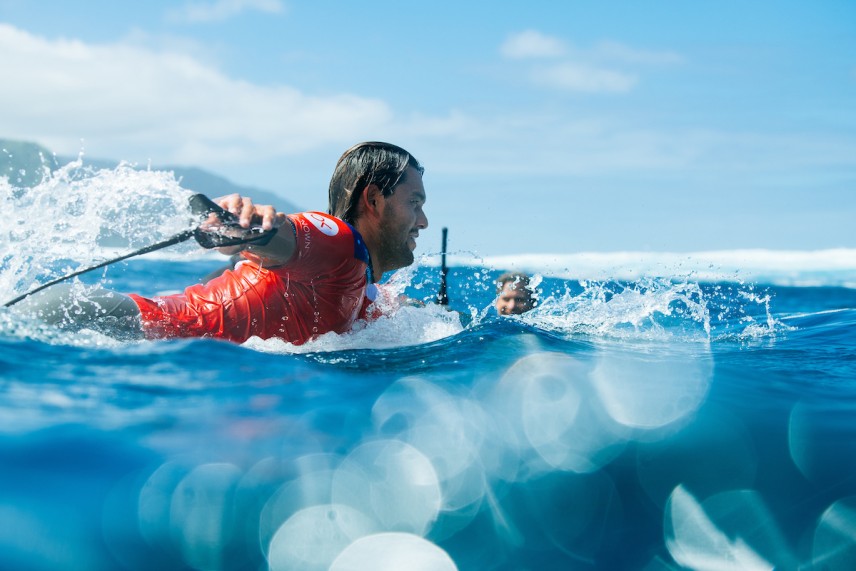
left=1, top=137, right=300, bottom=212
left=0, top=139, right=57, bottom=187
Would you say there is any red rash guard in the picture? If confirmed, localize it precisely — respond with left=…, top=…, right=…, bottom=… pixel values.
left=129, top=212, right=375, bottom=345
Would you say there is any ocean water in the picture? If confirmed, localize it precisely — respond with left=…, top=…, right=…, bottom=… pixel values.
left=1, top=163, right=856, bottom=570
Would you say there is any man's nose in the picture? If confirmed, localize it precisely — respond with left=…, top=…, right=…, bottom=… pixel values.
left=417, top=208, right=428, bottom=229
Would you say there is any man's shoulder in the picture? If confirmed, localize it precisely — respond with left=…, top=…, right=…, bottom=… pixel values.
left=287, top=212, right=369, bottom=267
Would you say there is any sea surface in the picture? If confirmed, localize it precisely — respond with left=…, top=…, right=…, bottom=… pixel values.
left=1, top=164, right=856, bottom=570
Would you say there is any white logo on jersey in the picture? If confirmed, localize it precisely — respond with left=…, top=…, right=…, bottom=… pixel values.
left=307, top=213, right=339, bottom=236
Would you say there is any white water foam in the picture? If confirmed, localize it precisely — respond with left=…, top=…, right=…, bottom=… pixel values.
left=454, top=249, right=856, bottom=288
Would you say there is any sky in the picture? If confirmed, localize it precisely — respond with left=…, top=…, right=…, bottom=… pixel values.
left=1, top=0, right=854, bottom=258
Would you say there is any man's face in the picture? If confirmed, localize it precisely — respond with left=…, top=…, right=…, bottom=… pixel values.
left=496, top=281, right=534, bottom=315
left=376, top=166, right=428, bottom=274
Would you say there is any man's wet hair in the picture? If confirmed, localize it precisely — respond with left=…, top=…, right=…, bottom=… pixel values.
left=328, top=142, right=424, bottom=223
left=495, top=272, right=531, bottom=293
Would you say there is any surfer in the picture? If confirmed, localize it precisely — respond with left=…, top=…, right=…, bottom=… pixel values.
left=495, top=272, right=535, bottom=315
left=16, top=142, right=428, bottom=345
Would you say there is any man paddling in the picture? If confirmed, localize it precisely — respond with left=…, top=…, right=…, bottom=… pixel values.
left=19, top=142, right=429, bottom=345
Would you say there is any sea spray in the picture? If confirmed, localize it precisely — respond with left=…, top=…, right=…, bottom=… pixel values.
left=0, top=159, right=198, bottom=300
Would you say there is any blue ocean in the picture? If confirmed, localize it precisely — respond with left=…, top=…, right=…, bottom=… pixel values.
left=1, top=163, right=856, bottom=570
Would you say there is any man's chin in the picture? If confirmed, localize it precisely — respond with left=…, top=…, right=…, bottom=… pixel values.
left=399, top=249, right=415, bottom=268
left=382, top=251, right=415, bottom=273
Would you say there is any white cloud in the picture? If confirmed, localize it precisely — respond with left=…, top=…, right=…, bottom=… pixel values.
left=501, top=31, right=682, bottom=94
left=167, top=0, right=285, bottom=24
left=531, top=63, right=637, bottom=93
left=500, top=30, right=567, bottom=60
left=0, top=24, right=391, bottom=166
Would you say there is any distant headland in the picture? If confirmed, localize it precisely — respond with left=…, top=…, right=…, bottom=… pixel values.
left=0, top=137, right=300, bottom=213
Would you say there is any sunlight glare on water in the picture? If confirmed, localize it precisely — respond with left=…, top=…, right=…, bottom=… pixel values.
left=812, top=497, right=856, bottom=570
left=331, top=440, right=443, bottom=535
left=590, top=342, right=712, bottom=431
left=665, top=486, right=798, bottom=570
left=259, top=457, right=341, bottom=553
left=486, top=351, right=625, bottom=475
left=329, top=532, right=458, bottom=571
left=371, top=378, right=489, bottom=518
left=169, top=463, right=243, bottom=571
left=267, top=504, right=379, bottom=571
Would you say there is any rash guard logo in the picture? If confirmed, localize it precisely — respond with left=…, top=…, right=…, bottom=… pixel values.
left=307, top=213, right=339, bottom=237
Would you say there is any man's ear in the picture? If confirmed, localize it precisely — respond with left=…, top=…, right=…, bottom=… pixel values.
left=362, top=184, right=383, bottom=217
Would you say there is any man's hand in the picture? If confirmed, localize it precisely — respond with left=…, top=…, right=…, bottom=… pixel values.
left=214, top=193, right=286, bottom=231
left=210, top=194, right=295, bottom=265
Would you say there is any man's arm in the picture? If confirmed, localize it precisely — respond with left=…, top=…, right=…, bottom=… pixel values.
left=214, top=194, right=296, bottom=267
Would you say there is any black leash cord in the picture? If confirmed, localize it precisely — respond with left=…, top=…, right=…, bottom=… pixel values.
left=3, top=230, right=195, bottom=307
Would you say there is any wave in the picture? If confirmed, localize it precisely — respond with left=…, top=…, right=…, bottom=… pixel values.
left=445, top=249, right=856, bottom=288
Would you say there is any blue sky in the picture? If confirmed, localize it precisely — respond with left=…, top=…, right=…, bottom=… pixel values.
left=1, top=0, right=854, bottom=257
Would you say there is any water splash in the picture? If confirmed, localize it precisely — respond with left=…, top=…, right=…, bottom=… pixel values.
left=0, top=158, right=198, bottom=301
left=510, top=277, right=712, bottom=342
